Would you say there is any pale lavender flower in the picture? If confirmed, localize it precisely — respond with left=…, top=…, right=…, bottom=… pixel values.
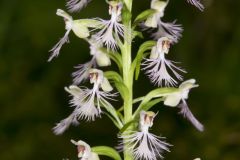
left=49, top=9, right=91, bottom=61
left=66, top=0, right=91, bottom=13
left=93, top=1, right=124, bottom=50
left=53, top=113, right=79, bottom=135
left=53, top=70, right=116, bottom=134
left=120, top=111, right=171, bottom=160
left=163, top=79, right=204, bottom=131
left=187, top=0, right=204, bottom=11
left=72, top=40, right=111, bottom=85
left=72, top=58, right=96, bottom=85
left=72, top=69, right=117, bottom=121
left=71, top=140, right=100, bottom=160
left=152, top=20, right=183, bottom=43
left=142, top=37, right=186, bottom=87
left=89, top=41, right=111, bottom=67
left=49, top=9, right=73, bottom=61
left=144, top=0, right=183, bottom=43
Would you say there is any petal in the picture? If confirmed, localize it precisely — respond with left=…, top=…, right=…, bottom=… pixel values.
left=187, top=0, right=204, bottom=11
left=95, top=51, right=111, bottom=67
left=48, top=30, right=71, bottom=61
left=53, top=113, right=79, bottom=135
left=72, top=20, right=90, bottom=38
left=65, top=85, right=82, bottom=97
left=164, top=93, right=181, bottom=107
left=66, top=0, right=91, bottom=13
left=178, top=100, right=204, bottom=131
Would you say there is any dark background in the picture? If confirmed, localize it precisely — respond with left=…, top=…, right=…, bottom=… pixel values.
left=0, top=0, right=239, bottom=159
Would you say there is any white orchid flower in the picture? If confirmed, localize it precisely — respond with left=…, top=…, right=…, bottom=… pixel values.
left=72, top=58, right=96, bottom=85
left=89, top=39, right=111, bottom=67
left=164, top=79, right=204, bottom=131
left=72, top=39, right=111, bottom=85
left=151, top=20, right=183, bottom=43
left=144, top=0, right=183, bottom=43
left=142, top=37, right=186, bottom=87
left=66, top=0, right=92, bottom=13
left=53, top=69, right=116, bottom=135
left=71, top=140, right=100, bottom=160
left=120, top=111, right=171, bottom=160
left=49, top=9, right=90, bottom=61
left=53, top=112, right=79, bottom=135
left=93, top=1, right=125, bottom=50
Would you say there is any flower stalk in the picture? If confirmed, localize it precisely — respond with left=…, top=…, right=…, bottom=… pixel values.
left=121, top=1, right=134, bottom=159
left=49, top=0, right=205, bottom=159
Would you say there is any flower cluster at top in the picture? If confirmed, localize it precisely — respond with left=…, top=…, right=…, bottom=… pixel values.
left=49, top=0, right=205, bottom=160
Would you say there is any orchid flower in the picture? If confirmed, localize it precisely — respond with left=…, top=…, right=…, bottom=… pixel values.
left=66, top=0, right=92, bottom=13
left=142, top=37, right=186, bottom=87
left=89, top=39, right=111, bottom=67
left=163, top=79, right=204, bottom=131
left=144, top=0, right=183, bottom=43
left=71, top=140, right=100, bottom=160
left=72, top=39, right=111, bottom=85
left=53, top=69, right=116, bottom=135
left=53, top=112, right=79, bottom=135
left=72, top=58, right=96, bottom=85
left=120, top=111, right=171, bottom=160
left=92, top=1, right=125, bottom=50
left=49, top=9, right=90, bottom=61
left=49, top=0, right=206, bottom=158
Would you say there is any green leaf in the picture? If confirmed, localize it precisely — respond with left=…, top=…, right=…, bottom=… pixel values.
left=133, top=87, right=179, bottom=117
left=141, top=98, right=164, bottom=112
left=104, top=71, right=123, bottom=83
left=131, top=41, right=156, bottom=80
left=117, top=111, right=124, bottom=121
left=133, top=9, right=156, bottom=28
left=92, top=146, right=122, bottom=160
left=119, top=120, right=137, bottom=133
left=114, top=81, right=129, bottom=102
left=104, top=71, right=129, bottom=102
left=104, top=112, right=122, bottom=129
left=103, top=71, right=129, bottom=110
left=132, top=31, right=144, bottom=40
left=101, top=48, right=123, bottom=71
left=101, top=100, right=123, bottom=128
left=122, top=3, right=132, bottom=24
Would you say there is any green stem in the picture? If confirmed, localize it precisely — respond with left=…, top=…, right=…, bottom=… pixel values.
left=122, top=27, right=133, bottom=124
left=122, top=0, right=133, bottom=160
left=124, top=0, right=132, bottom=11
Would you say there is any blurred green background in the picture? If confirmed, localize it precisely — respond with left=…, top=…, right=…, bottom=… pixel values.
left=0, top=0, right=239, bottom=159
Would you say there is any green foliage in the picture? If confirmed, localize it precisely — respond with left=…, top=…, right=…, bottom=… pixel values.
left=104, top=71, right=130, bottom=102
left=133, top=9, right=156, bottom=28
left=92, top=146, right=122, bottom=160
left=131, top=40, right=156, bottom=80
left=122, top=3, right=132, bottom=24
left=133, top=87, right=178, bottom=117
left=101, top=48, right=123, bottom=71
left=119, top=120, right=137, bottom=133
left=101, top=99, right=123, bottom=129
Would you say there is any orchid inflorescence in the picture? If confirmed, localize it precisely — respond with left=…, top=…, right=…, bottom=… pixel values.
left=49, top=0, right=205, bottom=159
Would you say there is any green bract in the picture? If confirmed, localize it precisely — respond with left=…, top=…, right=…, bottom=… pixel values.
left=92, top=146, right=122, bottom=160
